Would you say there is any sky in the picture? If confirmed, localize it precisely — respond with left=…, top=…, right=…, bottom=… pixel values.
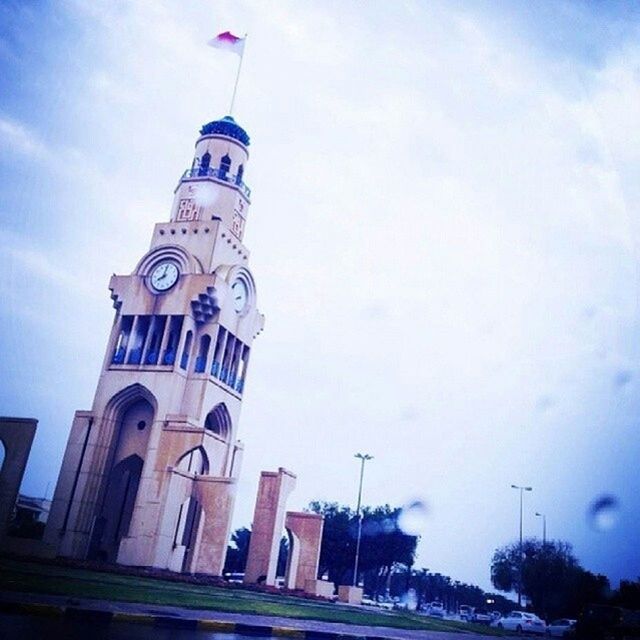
left=1, top=0, right=640, bottom=593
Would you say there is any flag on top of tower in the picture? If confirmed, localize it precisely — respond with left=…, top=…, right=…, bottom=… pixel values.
left=208, top=31, right=246, bottom=56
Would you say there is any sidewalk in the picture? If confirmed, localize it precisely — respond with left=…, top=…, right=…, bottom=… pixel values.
left=0, top=591, right=508, bottom=640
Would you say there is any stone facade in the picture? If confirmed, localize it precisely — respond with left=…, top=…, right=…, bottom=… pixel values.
left=43, top=117, right=264, bottom=575
left=244, top=468, right=297, bottom=585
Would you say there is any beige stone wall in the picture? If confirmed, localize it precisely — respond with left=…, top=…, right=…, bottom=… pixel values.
left=244, top=469, right=297, bottom=585
left=284, top=511, right=324, bottom=591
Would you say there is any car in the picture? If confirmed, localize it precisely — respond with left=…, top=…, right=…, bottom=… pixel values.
left=460, top=605, right=474, bottom=621
left=427, top=602, right=445, bottom=618
left=472, top=608, right=493, bottom=625
left=496, top=611, right=547, bottom=635
left=547, top=618, right=576, bottom=637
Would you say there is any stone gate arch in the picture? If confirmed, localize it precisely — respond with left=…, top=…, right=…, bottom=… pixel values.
left=87, top=386, right=156, bottom=562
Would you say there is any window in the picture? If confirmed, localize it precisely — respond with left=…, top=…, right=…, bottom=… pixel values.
left=194, top=335, right=211, bottom=373
left=127, top=316, right=151, bottom=365
left=112, top=316, right=133, bottom=364
left=204, top=404, right=231, bottom=440
left=219, top=154, right=231, bottom=180
left=144, top=316, right=167, bottom=365
left=229, top=340, right=243, bottom=387
left=162, top=316, right=183, bottom=365
left=198, top=151, right=211, bottom=176
left=235, top=164, right=244, bottom=185
left=180, top=330, right=193, bottom=370
left=211, top=327, right=227, bottom=377
left=236, top=344, right=250, bottom=393
left=220, top=334, right=235, bottom=384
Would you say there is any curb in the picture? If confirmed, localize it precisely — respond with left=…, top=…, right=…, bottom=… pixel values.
left=0, top=601, right=379, bottom=640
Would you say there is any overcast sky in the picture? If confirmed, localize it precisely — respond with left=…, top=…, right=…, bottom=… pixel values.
left=1, top=0, right=640, bottom=593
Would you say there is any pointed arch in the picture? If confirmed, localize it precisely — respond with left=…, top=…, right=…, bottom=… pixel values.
left=204, top=403, right=231, bottom=440
left=103, top=383, right=158, bottom=425
left=219, top=154, right=231, bottom=180
left=198, top=151, right=211, bottom=176
left=176, top=446, right=209, bottom=476
left=88, top=384, right=156, bottom=562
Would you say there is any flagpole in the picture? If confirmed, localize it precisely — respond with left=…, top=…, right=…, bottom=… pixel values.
left=229, top=33, right=247, bottom=116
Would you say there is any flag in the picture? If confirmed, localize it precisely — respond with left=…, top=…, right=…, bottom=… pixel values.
left=208, top=31, right=245, bottom=56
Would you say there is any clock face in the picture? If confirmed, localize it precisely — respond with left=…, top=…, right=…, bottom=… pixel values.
left=150, top=262, right=179, bottom=292
left=231, top=279, right=249, bottom=313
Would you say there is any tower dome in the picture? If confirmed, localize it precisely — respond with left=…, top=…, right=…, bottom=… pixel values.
left=199, top=115, right=250, bottom=147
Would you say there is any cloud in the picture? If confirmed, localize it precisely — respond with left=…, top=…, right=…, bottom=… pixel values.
left=0, top=117, right=51, bottom=160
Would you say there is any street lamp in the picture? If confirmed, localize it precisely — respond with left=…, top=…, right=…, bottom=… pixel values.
left=535, top=512, right=547, bottom=545
left=353, top=453, right=373, bottom=587
left=511, top=484, right=532, bottom=607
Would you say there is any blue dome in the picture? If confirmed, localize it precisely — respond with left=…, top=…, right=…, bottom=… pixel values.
left=199, top=115, right=250, bottom=146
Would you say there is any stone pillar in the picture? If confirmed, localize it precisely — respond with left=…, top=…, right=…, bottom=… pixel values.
left=244, top=468, right=296, bottom=585
left=284, top=511, right=324, bottom=591
left=0, top=417, right=37, bottom=543
left=192, top=476, right=237, bottom=575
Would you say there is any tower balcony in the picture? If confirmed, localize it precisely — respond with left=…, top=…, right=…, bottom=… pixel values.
left=181, top=167, right=251, bottom=200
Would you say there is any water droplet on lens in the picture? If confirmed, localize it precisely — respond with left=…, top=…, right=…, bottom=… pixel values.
left=194, top=183, right=220, bottom=206
left=614, top=369, right=632, bottom=389
left=587, top=495, right=620, bottom=531
left=398, top=500, right=429, bottom=536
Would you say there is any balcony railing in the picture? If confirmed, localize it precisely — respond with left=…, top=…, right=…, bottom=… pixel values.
left=182, top=167, right=251, bottom=199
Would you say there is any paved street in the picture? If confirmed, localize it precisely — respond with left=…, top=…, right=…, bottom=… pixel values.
left=0, top=591, right=512, bottom=640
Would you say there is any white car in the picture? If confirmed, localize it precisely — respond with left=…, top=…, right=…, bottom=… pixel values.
left=471, top=608, right=493, bottom=625
left=496, top=611, right=547, bottom=635
left=426, top=602, right=445, bottom=618
left=546, top=619, right=576, bottom=637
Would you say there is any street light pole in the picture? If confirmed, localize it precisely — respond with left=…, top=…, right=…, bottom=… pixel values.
left=511, top=484, right=532, bottom=608
left=353, top=453, right=373, bottom=587
left=535, top=512, right=546, bottom=545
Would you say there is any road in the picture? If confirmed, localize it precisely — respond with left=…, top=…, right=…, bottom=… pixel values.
left=0, top=591, right=511, bottom=640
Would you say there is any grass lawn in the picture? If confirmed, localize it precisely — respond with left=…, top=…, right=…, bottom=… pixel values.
left=0, top=557, right=504, bottom=635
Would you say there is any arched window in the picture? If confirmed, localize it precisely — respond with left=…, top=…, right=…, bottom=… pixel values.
left=235, top=164, right=244, bottom=186
left=176, top=446, right=209, bottom=475
left=204, top=403, right=231, bottom=440
left=0, top=439, right=5, bottom=475
left=219, top=154, right=231, bottom=180
left=198, top=151, right=211, bottom=176
left=180, top=330, right=193, bottom=370
left=194, top=335, right=211, bottom=373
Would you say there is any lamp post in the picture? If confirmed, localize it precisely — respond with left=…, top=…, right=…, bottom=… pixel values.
left=535, top=512, right=547, bottom=545
left=353, top=453, right=373, bottom=587
left=511, top=484, right=532, bottom=607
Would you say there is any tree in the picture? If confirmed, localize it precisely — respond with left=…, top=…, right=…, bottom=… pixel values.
left=223, top=526, right=251, bottom=574
left=491, top=538, right=609, bottom=618
left=309, top=501, right=418, bottom=593
left=224, top=527, right=290, bottom=578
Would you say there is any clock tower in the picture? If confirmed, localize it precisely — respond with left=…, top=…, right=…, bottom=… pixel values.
left=44, top=116, right=264, bottom=575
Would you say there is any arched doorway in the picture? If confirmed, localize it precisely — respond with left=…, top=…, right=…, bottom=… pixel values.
left=173, top=495, right=203, bottom=573
left=88, top=396, right=154, bottom=562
